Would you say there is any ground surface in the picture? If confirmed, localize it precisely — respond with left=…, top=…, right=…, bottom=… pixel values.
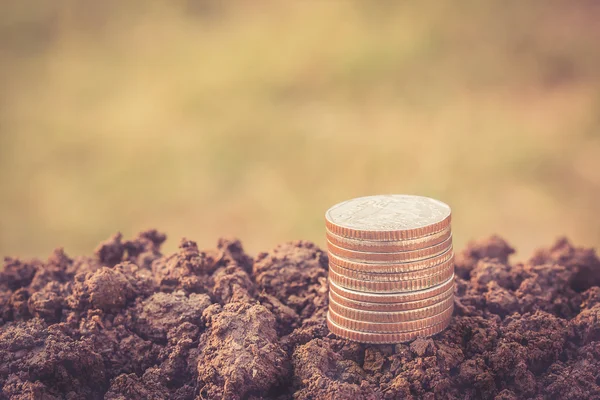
left=1, top=232, right=600, bottom=399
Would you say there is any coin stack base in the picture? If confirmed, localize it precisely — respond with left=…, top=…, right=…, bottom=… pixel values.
left=325, top=195, right=455, bottom=344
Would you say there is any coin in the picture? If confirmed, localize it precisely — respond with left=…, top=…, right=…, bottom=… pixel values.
left=327, top=235, right=452, bottom=263
left=327, top=303, right=453, bottom=333
left=327, top=247, right=453, bottom=273
left=329, top=254, right=454, bottom=282
left=325, top=195, right=451, bottom=241
left=328, top=275, right=455, bottom=303
left=328, top=283, right=454, bottom=312
left=328, top=266, right=454, bottom=293
left=326, top=226, right=451, bottom=253
left=327, top=314, right=450, bottom=344
left=324, top=195, right=455, bottom=344
left=328, top=292, right=454, bottom=322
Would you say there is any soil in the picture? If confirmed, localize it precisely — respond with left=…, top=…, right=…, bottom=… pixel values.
left=1, top=231, right=600, bottom=400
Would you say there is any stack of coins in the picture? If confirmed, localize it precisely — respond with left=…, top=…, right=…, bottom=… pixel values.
left=325, top=195, right=455, bottom=344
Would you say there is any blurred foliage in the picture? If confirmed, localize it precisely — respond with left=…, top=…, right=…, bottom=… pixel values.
left=1, top=0, right=599, bottom=258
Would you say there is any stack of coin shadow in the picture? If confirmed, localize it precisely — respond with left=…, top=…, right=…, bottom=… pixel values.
left=325, top=195, right=455, bottom=344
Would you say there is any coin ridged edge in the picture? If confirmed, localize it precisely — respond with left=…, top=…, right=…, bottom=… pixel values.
left=328, top=275, right=455, bottom=303
left=328, top=248, right=453, bottom=272
left=325, top=213, right=451, bottom=241
left=329, top=284, right=455, bottom=311
left=327, top=235, right=453, bottom=263
left=329, top=266, right=454, bottom=293
left=327, top=313, right=451, bottom=344
left=329, top=254, right=454, bottom=282
left=328, top=293, right=454, bottom=322
left=326, top=226, right=452, bottom=252
left=328, top=303, right=453, bottom=333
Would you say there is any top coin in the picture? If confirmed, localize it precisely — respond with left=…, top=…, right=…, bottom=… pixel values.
left=325, top=195, right=451, bottom=240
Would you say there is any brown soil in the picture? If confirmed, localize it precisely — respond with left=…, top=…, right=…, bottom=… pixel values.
left=1, top=231, right=600, bottom=399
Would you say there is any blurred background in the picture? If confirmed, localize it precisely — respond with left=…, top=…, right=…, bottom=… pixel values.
left=1, top=0, right=599, bottom=259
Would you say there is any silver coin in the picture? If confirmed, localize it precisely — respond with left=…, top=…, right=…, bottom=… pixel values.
left=325, top=195, right=451, bottom=237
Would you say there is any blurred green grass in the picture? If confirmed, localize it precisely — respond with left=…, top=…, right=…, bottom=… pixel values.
left=1, top=1, right=599, bottom=258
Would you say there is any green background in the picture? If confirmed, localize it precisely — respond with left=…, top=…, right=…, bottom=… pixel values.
left=1, top=1, right=599, bottom=258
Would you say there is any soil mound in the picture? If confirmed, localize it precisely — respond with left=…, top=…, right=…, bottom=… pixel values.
left=1, top=232, right=599, bottom=399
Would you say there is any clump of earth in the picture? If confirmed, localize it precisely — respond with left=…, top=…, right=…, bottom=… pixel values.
left=1, top=230, right=599, bottom=399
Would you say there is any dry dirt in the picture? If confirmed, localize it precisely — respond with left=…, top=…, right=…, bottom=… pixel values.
left=1, top=231, right=599, bottom=399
